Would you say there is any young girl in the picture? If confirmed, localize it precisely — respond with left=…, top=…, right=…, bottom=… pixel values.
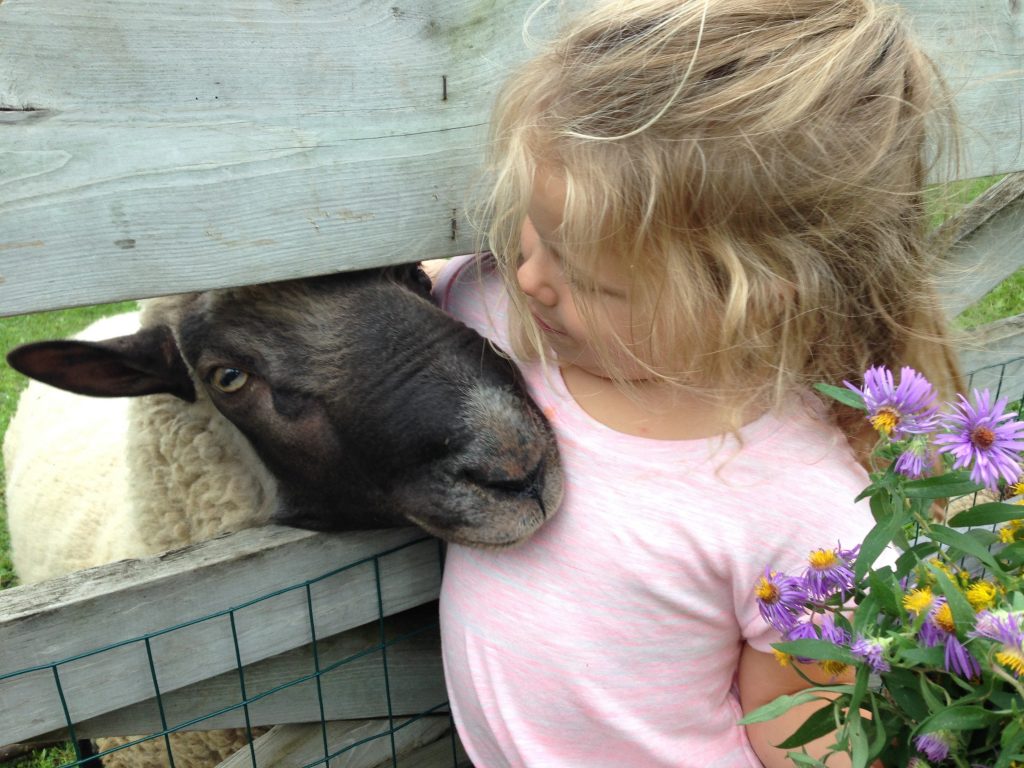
left=432, top=0, right=962, bottom=765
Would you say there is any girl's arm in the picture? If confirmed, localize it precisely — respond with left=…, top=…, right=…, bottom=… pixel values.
left=738, top=642, right=865, bottom=768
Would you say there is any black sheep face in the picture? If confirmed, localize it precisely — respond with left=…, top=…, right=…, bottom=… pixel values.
left=6, top=265, right=563, bottom=548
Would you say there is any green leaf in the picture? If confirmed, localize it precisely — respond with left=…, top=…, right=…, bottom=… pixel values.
left=948, top=501, right=1024, bottom=527
left=847, top=665, right=870, bottom=715
left=866, top=568, right=901, bottom=616
left=882, top=668, right=930, bottom=721
left=914, top=705, right=1002, bottom=734
left=774, top=639, right=857, bottom=664
left=999, top=542, right=1024, bottom=569
left=739, top=690, right=827, bottom=725
left=925, top=561, right=976, bottom=633
left=1002, top=718, right=1024, bottom=756
left=776, top=704, right=839, bottom=749
left=852, top=593, right=883, bottom=636
left=786, top=754, right=828, bottom=767
left=815, top=382, right=866, bottom=410
left=898, top=645, right=946, bottom=668
left=847, top=710, right=871, bottom=768
left=918, top=672, right=950, bottom=714
left=927, top=524, right=1001, bottom=573
left=866, top=697, right=888, bottom=759
left=903, top=471, right=985, bottom=499
left=854, top=509, right=905, bottom=581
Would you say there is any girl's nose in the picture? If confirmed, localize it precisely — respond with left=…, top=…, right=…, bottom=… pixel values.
left=517, top=254, right=560, bottom=307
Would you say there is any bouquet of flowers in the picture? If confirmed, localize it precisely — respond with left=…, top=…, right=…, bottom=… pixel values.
left=741, top=366, right=1024, bottom=767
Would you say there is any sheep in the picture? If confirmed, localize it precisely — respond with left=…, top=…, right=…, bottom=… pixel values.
left=3, top=262, right=563, bottom=767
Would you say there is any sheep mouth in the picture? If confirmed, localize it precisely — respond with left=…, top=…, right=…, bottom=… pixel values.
left=401, top=459, right=562, bottom=548
left=402, top=503, right=549, bottom=549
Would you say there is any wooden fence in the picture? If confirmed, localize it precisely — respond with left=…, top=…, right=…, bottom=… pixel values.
left=1, top=1, right=1023, bottom=766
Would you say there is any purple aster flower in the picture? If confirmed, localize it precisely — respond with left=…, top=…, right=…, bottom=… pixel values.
left=915, top=730, right=953, bottom=762
left=918, top=617, right=945, bottom=648
left=919, top=598, right=981, bottom=679
left=970, top=610, right=1024, bottom=677
left=819, top=612, right=850, bottom=645
left=945, top=634, right=981, bottom=680
left=845, top=365, right=939, bottom=439
left=850, top=635, right=891, bottom=673
left=784, top=619, right=820, bottom=663
left=803, top=543, right=858, bottom=599
left=934, top=389, right=1024, bottom=491
left=894, top=436, right=933, bottom=479
left=969, top=610, right=1024, bottom=645
left=755, top=569, right=807, bottom=633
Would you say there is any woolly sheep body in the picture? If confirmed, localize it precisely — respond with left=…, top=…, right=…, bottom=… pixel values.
left=4, top=307, right=273, bottom=766
left=5, top=307, right=278, bottom=587
left=5, top=313, right=142, bottom=584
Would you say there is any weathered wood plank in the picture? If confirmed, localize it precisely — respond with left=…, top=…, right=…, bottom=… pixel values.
left=0, top=117, right=483, bottom=315
left=900, top=0, right=1024, bottom=179
left=38, top=606, right=447, bottom=740
left=0, top=0, right=1021, bottom=315
left=0, top=0, right=566, bottom=316
left=378, top=733, right=469, bottom=768
left=959, top=313, right=1024, bottom=399
left=0, top=526, right=443, bottom=746
left=938, top=173, right=1024, bottom=319
left=213, top=717, right=459, bottom=768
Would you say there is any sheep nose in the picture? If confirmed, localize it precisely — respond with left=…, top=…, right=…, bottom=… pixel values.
left=465, top=464, right=548, bottom=514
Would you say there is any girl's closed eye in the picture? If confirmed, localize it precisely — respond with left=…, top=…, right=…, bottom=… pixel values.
left=565, top=264, right=629, bottom=300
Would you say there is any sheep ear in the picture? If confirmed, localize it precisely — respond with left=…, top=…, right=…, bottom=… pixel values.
left=6, top=325, right=197, bottom=402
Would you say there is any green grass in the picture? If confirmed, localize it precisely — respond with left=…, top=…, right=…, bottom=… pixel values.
left=956, top=268, right=1024, bottom=329
left=929, top=174, right=1023, bottom=331
left=0, top=301, right=136, bottom=591
left=0, top=744, right=79, bottom=768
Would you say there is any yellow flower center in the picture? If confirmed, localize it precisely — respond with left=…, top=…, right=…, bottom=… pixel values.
left=755, top=576, right=779, bottom=604
left=870, top=407, right=900, bottom=436
left=772, top=648, right=791, bottom=667
left=808, top=549, right=838, bottom=570
left=966, top=581, right=998, bottom=611
left=930, top=558, right=957, bottom=581
left=970, top=425, right=995, bottom=450
left=818, top=659, right=849, bottom=678
left=933, top=602, right=956, bottom=634
left=1002, top=520, right=1024, bottom=542
left=902, top=587, right=934, bottom=615
left=995, top=648, right=1024, bottom=677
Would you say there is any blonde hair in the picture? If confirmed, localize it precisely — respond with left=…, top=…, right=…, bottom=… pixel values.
left=482, top=0, right=963, bottom=443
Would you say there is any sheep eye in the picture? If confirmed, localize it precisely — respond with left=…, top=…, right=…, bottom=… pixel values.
left=209, top=367, right=249, bottom=393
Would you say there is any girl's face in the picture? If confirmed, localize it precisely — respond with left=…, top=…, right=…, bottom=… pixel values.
left=516, top=169, right=649, bottom=380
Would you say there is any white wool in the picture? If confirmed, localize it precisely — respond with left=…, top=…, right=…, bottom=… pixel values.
left=4, top=313, right=146, bottom=584
left=3, top=306, right=278, bottom=766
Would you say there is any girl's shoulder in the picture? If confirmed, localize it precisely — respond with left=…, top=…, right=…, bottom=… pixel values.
left=732, top=401, right=868, bottom=498
left=432, top=253, right=513, bottom=351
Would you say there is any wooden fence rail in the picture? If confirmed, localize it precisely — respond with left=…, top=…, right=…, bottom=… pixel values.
left=0, top=0, right=1022, bottom=316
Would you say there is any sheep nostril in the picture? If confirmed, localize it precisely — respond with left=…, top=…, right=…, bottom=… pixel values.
left=466, top=464, right=544, bottom=502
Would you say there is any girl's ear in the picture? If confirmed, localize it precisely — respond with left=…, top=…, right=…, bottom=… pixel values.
left=6, top=325, right=197, bottom=402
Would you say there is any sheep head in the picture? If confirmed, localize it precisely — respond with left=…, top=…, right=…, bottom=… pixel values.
left=6, top=265, right=563, bottom=548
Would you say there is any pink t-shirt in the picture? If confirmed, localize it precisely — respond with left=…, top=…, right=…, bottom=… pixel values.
left=435, top=254, right=877, bottom=768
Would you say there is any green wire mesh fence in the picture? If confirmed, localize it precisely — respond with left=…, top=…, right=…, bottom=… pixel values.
left=0, top=534, right=466, bottom=768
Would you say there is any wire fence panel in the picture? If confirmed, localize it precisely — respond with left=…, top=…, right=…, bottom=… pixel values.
left=0, top=527, right=463, bottom=767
